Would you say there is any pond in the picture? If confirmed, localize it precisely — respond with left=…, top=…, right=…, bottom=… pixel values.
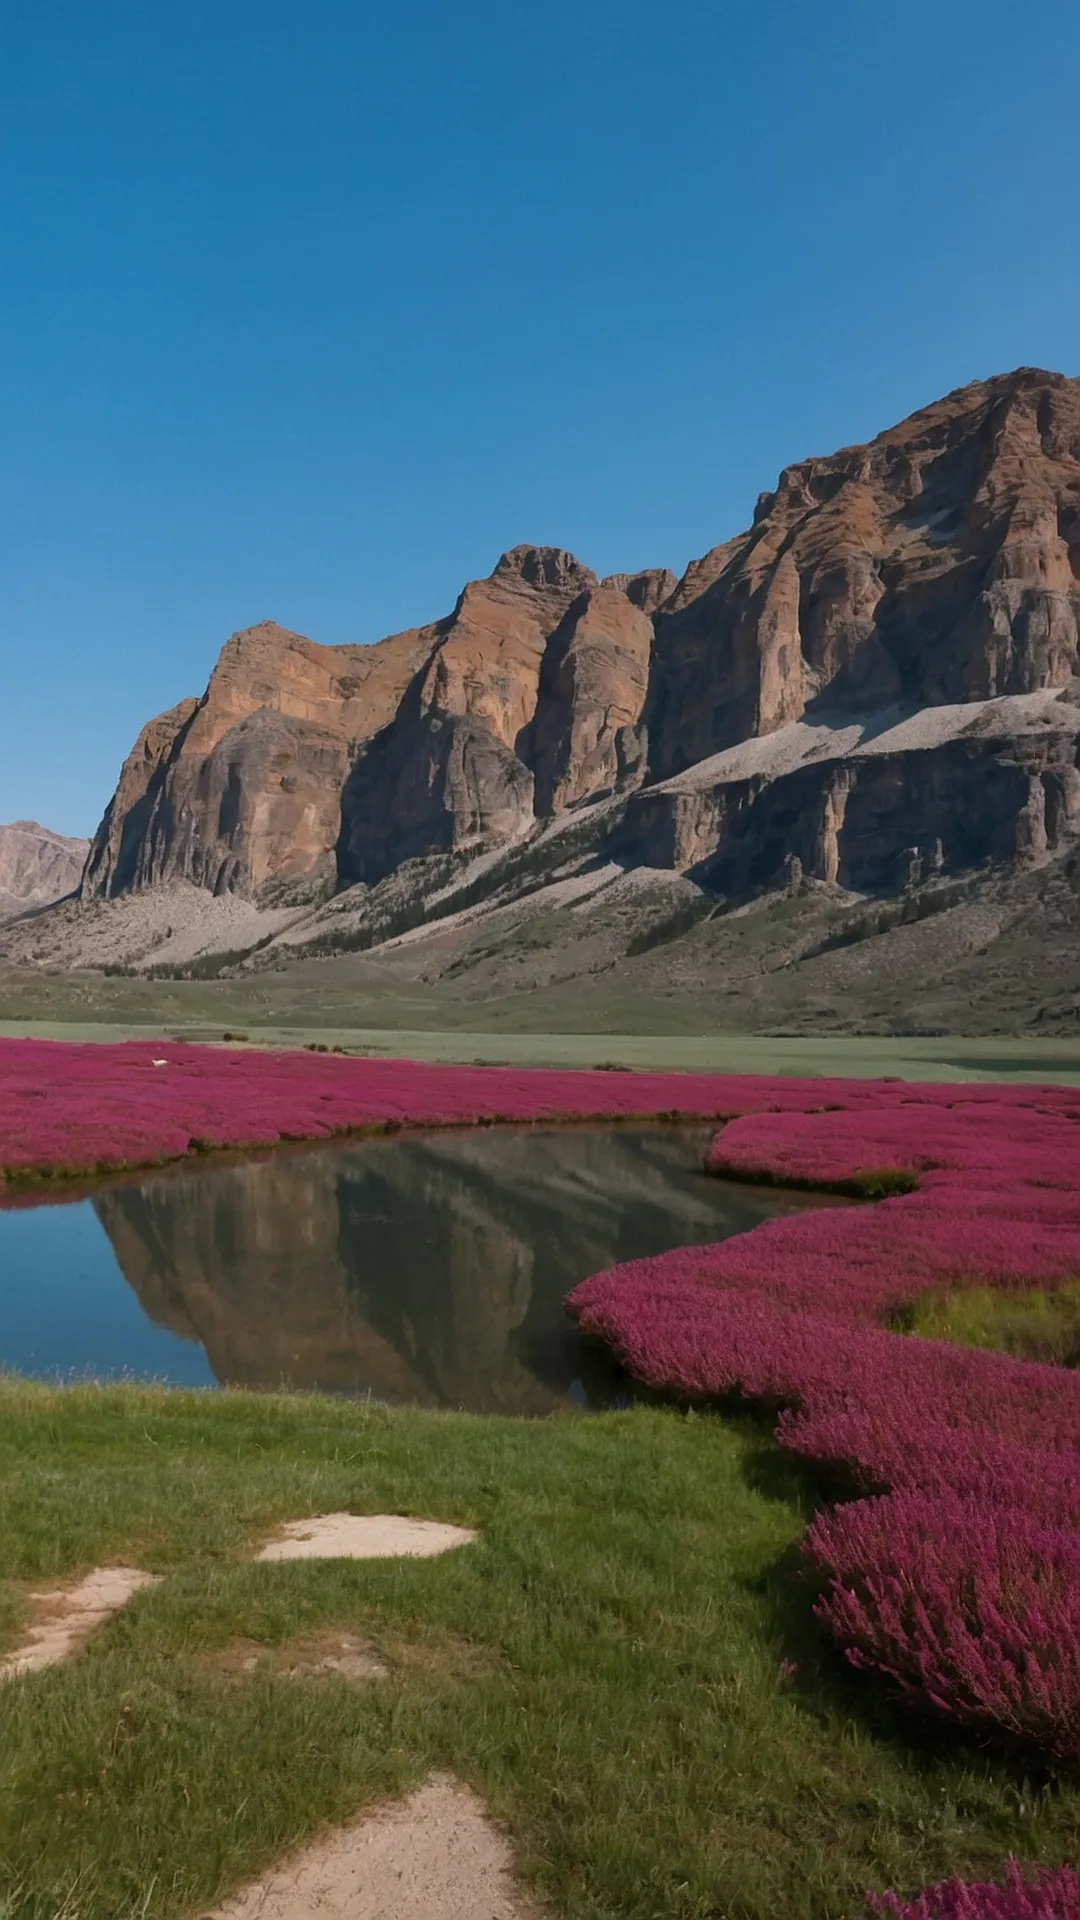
left=0, top=1126, right=809, bottom=1414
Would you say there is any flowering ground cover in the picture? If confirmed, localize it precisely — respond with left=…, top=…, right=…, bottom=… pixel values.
left=0, top=1037, right=872, bottom=1184
left=3, top=1035, right=1080, bottom=1186
left=568, top=1088, right=1080, bottom=1771
left=866, top=1860, right=1080, bottom=1917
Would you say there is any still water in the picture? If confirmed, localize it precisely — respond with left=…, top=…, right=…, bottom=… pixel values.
left=0, top=1127, right=804, bottom=1414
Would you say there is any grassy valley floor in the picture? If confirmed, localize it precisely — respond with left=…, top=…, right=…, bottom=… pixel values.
left=0, top=1382, right=1076, bottom=1920
left=4, top=1007, right=1080, bottom=1083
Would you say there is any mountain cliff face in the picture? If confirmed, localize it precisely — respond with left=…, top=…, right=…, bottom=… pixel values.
left=82, top=622, right=430, bottom=900
left=0, top=821, right=89, bottom=922
left=335, top=547, right=599, bottom=887
left=646, top=368, right=1080, bottom=774
left=77, top=368, right=1080, bottom=932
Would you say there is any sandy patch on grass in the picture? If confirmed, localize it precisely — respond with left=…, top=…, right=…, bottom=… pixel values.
left=255, top=1514, right=477, bottom=1561
left=205, top=1775, right=542, bottom=1919
left=209, top=1630, right=388, bottom=1684
left=0, top=1566, right=161, bottom=1678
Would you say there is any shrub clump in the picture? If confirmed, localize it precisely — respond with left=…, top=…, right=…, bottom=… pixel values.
left=809, top=1489, right=1080, bottom=1759
left=866, top=1859, right=1080, bottom=1917
left=567, top=1085, right=1080, bottom=1765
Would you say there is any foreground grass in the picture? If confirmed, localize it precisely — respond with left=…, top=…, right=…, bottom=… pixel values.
left=0, top=1384, right=1076, bottom=1919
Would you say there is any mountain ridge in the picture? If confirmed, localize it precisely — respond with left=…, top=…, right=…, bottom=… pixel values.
left=78, top=364, right=1080, bottom=910
left=6, top=366, right=1080, bottom=1031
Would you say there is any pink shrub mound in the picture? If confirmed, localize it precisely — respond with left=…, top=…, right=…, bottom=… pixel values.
left=809, top=1491, right=1080, bottom=1758
left=703, top=1101, right=1080, bottom=1193
left=567, top=1081, right=1080, bottom=1764
left=866, top=1860, right=1080, bottom=1917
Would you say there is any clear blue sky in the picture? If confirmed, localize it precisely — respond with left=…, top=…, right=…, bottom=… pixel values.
left=2, top=0, right=1078, bottom=837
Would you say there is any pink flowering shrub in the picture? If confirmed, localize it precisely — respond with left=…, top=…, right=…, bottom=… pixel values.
left=4, top=1042, right=1080, bottom=1900
left=0, top=1038, right=775, bottom=1182
left=567, top=1080, right=1080, bottom=1765
left=866, top=1860, right=1080, bottom=1917
left=4, top=1035, right=1077, bottom=1186
left=808, top=1490, right=1080, bottom=1758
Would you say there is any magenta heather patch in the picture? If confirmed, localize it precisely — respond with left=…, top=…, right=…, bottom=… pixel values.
left=809, top=1490, right=1080, bottom=1757
left=566, top=1076, right=1080, bottom=1763
left=4, top=1037, right=1078, bottom=1187
left=0, top=1039, right=762, bottom=1182
left=866, top=1860, right=1080, bottom=1917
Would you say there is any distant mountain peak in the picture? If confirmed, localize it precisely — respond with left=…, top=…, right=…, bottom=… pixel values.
left=0, top=820, right=89, bottom=924
left=491, top=545, right=598, bottom=592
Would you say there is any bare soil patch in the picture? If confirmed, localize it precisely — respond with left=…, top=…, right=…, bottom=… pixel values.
left=207, top=1630, right=388, bottom=1685
left=0, top=1565, right=160, bottom=1679
left=204, top=1774, right=544, bottom=1919
left=254, top=1513, right=478, bottom=1561
left=204, top=1623, right=489, bottom=1693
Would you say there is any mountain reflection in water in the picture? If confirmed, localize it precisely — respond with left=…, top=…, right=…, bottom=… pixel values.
left=91, top=1127, right=805, bottom=1414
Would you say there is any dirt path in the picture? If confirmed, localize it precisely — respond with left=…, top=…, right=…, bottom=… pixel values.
left=0, top=1566, right=160, bottom=1678
left=205, top=1775, right=544, bottom=1919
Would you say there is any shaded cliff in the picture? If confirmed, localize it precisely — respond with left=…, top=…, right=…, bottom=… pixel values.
left=83, top=622, right=431, bottom=900
left=617, top=688, right=1080, bottom=895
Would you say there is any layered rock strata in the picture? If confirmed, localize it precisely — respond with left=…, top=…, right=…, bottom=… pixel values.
left=618, top=689, right=1080, bottom=895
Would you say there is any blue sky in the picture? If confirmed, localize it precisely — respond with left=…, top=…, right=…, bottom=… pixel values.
left=2, top=0, right=1078, bottom=836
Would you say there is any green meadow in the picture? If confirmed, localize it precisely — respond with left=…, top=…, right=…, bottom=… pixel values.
left=0, top=1381, right=1076, bottom=1920
left=4, top=1013, right=1080, bottom=1083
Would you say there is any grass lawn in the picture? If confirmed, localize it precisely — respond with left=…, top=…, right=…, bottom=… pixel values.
left=905, top=1280, right=1080, bottom=1368
left=0, top=1382, right=1076, bottom=1920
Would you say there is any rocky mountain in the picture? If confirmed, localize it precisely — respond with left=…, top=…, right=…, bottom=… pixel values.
left=8, top=367, right=1080, bottom=1024
left=0, top=821, right=88, bottom=923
